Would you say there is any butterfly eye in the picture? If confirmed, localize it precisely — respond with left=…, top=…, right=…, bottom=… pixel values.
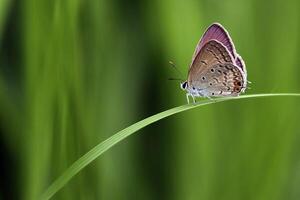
left=202, top=77, right=206, bottom=80
left=181, top=81, right=188, bottom=89
left=210, top=68, right=215, bottom=72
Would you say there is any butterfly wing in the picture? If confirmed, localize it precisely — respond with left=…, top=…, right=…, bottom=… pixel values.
left=188, top=39, right=234, bottom=86
left=235, top=54, right=247, bottom=90
left=235, top=54, right=245, bottom=71
left=189, top=63, right=246, bottom=97
left=191, top=23, right=236, bottom=66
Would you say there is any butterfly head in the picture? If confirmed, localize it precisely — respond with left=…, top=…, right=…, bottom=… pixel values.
left=180, top=81, right=188, bottom=90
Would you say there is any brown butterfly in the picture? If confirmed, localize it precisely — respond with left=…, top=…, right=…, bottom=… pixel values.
left=180, top=23, right=247, bottom=103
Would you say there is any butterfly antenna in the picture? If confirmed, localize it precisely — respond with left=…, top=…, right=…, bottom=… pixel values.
left=169, top=61, right=185, bottom=80
left=168, top=78, right=182, bottom=81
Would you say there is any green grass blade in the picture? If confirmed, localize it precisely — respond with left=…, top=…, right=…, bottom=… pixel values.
left=41, top=93, right=300, bottom=200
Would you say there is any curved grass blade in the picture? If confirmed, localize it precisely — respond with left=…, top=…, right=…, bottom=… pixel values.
left=41, top=93, right=300, bottom=200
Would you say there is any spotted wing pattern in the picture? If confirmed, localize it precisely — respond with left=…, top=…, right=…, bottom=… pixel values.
left=190, top=63, right=245, bottom=97
left=188, top=40, right=234, bottom=85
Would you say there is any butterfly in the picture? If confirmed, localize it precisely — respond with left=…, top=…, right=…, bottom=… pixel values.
left=180, top=23, right=247, bottom=103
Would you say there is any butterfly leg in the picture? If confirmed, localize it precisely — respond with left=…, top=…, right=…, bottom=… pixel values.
left=186, top=93, right=190, bottom=104
left=192, top=95, right=196, bottom=103
left=202, top=94, right=213, bottom=101
left=206, top=96, right=213, bottom=100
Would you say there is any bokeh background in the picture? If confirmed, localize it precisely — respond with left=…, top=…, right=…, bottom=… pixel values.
left=1, top=0, right=300, bottom=199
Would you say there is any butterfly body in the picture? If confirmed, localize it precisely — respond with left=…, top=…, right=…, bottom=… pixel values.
left=181, top=23, right=247, bottom=103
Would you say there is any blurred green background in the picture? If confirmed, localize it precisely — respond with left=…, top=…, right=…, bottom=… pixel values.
left=1, top=0, right=300, bottom=199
